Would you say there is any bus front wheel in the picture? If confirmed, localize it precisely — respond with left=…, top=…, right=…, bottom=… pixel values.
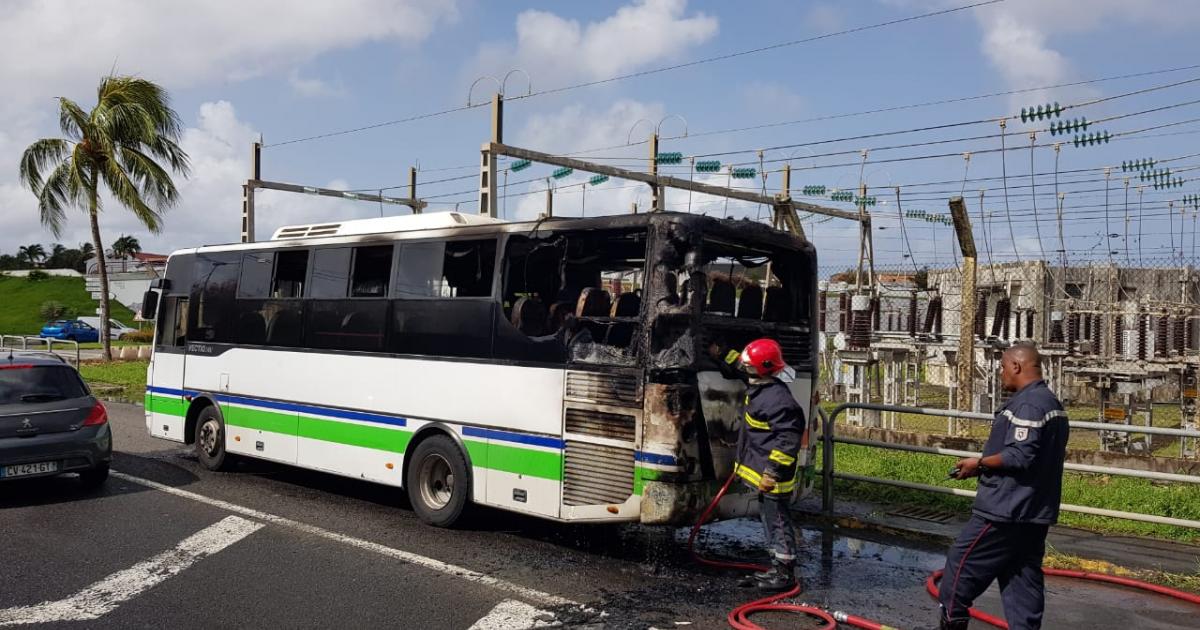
left=195, top=405, right=235, bottom=472
left=407, top=435, right=470, bottom=527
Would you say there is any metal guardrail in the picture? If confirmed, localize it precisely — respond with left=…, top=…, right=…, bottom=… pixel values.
left=819, top=402, right=1200, bottom=530
left=0, top=335, right=81, bottom=366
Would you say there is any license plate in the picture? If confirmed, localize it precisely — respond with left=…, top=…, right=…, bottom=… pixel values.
left=0, top=461, right=59, bottom=478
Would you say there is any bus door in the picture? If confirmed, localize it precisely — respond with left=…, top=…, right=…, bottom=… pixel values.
left=148, top=290, right=190, bottom=442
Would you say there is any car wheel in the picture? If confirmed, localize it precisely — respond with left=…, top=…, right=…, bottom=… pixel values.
left=195, top=405, right=235, bottom=472
left=406, top=435, right=471, bottom=528
left=79, top=464, right=109, bottom=490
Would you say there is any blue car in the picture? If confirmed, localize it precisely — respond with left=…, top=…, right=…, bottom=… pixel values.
left=40, top=320, right=100, bottom=343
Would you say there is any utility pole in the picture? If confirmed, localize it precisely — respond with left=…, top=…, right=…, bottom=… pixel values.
left=241, top=139, right=261, bottom=243
left=409, top=167, right=420, bottom=214
left=949, top=196, right=977, bottom=423
left=779, top=164, right=791, bottom=230
left=479, top=93, right=502, bottom=218
left=544, top=180, right=553, bottom=218
left=649, top=132, right=664, bottom=212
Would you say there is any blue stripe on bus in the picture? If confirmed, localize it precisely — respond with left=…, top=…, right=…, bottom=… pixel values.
left=635, top=451, right=678, bottom=466
left=462, top=426, right=564, bottom=449
left=146, top=386, right=407, bottom=428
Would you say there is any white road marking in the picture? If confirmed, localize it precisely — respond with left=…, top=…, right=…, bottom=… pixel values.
left=467, top=599, right=557, bottom=630
left=109, top=471, right=575, bottom=607
left=0, top=516, right=262, bottom=626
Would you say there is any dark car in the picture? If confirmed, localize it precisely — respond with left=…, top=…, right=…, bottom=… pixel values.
left=0, top=352, right=111, bottom=488
left=40, top=320, right=101, bottom=343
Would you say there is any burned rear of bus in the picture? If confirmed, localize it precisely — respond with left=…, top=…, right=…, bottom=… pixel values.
left=501, top=212, right=817, bottom=524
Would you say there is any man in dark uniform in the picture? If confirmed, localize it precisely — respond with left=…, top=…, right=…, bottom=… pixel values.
left=938, top=343, right=1069, bottom=629
left=710, top=338, right=807, bottom=591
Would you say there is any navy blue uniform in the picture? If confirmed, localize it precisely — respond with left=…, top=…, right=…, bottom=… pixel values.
left=939, top=380, right=1069, bottom=629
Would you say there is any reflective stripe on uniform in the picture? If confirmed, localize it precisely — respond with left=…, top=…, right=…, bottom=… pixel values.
left=744, top=412, right=770, bottom=430
left=768, top=449, right=796, bottom=466
left=1002, top=408, right=1068, bottom=428
left=724, top=349, right=741, bottom=365
left=734, top=463, right=799, bottom=494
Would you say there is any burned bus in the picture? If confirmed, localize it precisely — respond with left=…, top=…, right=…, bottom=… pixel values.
left=141, top=210, right=817, bottom=527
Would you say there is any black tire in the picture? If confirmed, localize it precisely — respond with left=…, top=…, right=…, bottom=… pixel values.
left=78, top=464, right=109, bottom=490
left=195, top=405, right=235, bottom=471
left=406, top=435, right=471, bottom=528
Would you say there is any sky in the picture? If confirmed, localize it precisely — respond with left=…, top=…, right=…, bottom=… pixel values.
left=2, top=0, right=1200, bottom=274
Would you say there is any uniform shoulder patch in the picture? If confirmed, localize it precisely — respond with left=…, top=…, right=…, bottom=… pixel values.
left=1014, top=427, right=1029, bottom=442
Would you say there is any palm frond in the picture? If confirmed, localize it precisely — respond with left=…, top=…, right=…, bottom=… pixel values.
left=144, top=135, right=191, bottom=176
left=118, top=146, right=179, bottom=207
left=57, top=98, right=90, bottom=142
left=99, top=76, right=184, bottom=140
left=19, top=138, right=69, bottom=192
left=37, top=160, right=81, bottom=237
left=94, top=100, right=156, bottom=145
left=101, top=158, right=162, bottom=233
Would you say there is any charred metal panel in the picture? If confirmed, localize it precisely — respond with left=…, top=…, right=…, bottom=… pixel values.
left=564, top=407, right=636, bottom=442
left=564, top=370, right=642, bottom=407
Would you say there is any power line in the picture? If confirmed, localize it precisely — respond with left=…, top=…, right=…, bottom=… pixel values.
left=263, top=0, right=1003, bottom=148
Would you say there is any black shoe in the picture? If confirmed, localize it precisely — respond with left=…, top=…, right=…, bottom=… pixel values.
left=939, top=615, right=969, bottom=630
left=754, top=563, right=797, bottom=592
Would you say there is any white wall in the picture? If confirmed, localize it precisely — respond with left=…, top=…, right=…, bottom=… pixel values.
left=2, top=268, right=82, bottom=277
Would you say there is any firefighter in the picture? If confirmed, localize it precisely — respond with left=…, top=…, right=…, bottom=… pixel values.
left=710, top=338, right=806, bottom=591
left=937, top=343, right=1069, bottom=630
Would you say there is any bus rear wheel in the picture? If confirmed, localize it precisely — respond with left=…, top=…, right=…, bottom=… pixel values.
left=407, top=435, right=470, bottom=527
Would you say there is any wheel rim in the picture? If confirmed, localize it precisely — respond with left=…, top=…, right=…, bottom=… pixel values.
left=198, top=419, right=222, bottom=457
left=418, top=453, right=455, bottom=510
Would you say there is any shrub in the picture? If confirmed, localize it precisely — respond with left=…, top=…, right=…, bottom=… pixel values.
left=25, top=269, right=49, bottom=282
left=39, top=300, right=72, bottom=321
left=122, top=328, right=155, bottom=343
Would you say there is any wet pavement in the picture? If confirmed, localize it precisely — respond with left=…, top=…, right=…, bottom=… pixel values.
left=1, top=401, right=1196, bottom=629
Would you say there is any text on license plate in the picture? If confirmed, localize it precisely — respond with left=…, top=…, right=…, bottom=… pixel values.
left=1, top=461, right=59, bottom=478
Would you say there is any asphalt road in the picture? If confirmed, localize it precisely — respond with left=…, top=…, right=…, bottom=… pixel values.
left=2, top=402, right=1196, bottom=629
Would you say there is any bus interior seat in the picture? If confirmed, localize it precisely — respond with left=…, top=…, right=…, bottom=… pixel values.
left=238, top=311, right=267, bottom=343
left=267, top=309, right=302, bottom=345
left=576, top=287, right=611, bottom=318
left=763, top=287, right=792, bottom=322
left=511, top=296, right=548, bottom=336
left=606, top=292, right=641, bottom=348
left=737, top=285, right=764, bottom=319
left=547, top=301, right=573, bottom=332
left=707, top=278, right=736, bottom=315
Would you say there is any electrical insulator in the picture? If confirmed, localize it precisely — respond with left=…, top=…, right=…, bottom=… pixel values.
left=1049, top=315, right=1065, bottom=345
left=849, top=294, right=872, bottom=349
left=908, top=294, right=918, bottom=337
left=1156, top=315, right=1170, bottom=359
left=510, top=159, right=532, bottom=172
left=838, top=292, right=848, bottom=332
left=1082, top=313, right=1092, bottom=344
left=1174, top=314, right=1186, bottom=355
left=989, top=298, right=1006, bottom=338
left=730, top=167, right=756, bottom=179
left=1002, top=303, right=1012, bottom=340
left=551, top=167, right=573, bottom=179
left=1137, top=313, right=1149, bottom=360
left=588, top=174, right=609, bottom=186
left=1188, top=317, right=1197, bottom=353
left=1025, top=310, right=1035, bottom=339
left=695, top=160, right=721, bottom=173
left=818, top=290, right=827, bottom=332
left=1091, top=314, right=1102, bottom=356
left=1113, top=314, right=1124, bottom=357
left=974, top=293, right=987, bottom=338
left=871, top=296, right=881, bottom=332
left=655, top=152, right=683, bottom=165
left=924, top=296, right=941, bottom=334
left=1067, top=312, right=1080, bottom=350
left=934, top=297, right=944, bottom=336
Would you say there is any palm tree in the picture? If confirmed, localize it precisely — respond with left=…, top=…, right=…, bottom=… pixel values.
left=17, top=243, right=46, bottom=266
left=19, top=75, right=190, bottom=360
left=111, top=234, right=142, bottom=260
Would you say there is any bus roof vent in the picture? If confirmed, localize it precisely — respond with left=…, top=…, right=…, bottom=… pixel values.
left=274, top=223, right=343, bottom=239
left=271, top=212, right=504, bottom=240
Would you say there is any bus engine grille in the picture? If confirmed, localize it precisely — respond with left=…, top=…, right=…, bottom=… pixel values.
left=564, top=407, right=637, bottom=442
left=565, top=370, right=642, bottom=407
left=562, top=441, right=635, bottom=506
left=775, top=328, right=812, bottom=369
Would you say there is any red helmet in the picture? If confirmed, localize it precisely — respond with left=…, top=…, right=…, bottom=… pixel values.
left=740, top=338, right=786, bottom=377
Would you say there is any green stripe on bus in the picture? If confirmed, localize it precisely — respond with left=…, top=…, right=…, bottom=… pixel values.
left=146, top=394, right=187, bottom=417
left=223, top=404, right=296, bottom=436
left=633, top=466, right=666, bottom=496
left=297, top=415, right=411, bottom=453
left=479, top=441, right=563, bottom=481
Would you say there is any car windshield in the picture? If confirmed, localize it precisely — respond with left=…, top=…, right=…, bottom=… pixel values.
left=0, top=366, right=88, bottom=405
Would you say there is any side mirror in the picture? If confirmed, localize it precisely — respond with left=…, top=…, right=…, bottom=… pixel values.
left=141, top=289, right=160, bottom=321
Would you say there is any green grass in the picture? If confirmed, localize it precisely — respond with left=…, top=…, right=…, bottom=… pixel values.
left=75, top=340, right=139, bottom=349
left=79, top=359, right=149, bottom=401
left=822, top=443, right=1200, bottom=544
left=0, top=275, right=136, bottom=335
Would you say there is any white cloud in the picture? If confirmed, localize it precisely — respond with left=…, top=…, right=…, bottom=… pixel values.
left=803, top=3, right=845, bottom=33
left=288, top=70, right=346, bottom=98
left=0, top=0, right=457, bottom=117
left=472, top=0, right=718, bottom=89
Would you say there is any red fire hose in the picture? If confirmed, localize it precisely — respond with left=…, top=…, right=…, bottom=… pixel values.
left=687, top=474, right=896, bottom=629
left=925, top=566, right=1200, bottom=629
left=690, top=473, right=1200, bottom=629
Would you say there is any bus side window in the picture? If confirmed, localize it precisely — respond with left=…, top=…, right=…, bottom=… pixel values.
left=173, top=298, right=189, bottom=347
